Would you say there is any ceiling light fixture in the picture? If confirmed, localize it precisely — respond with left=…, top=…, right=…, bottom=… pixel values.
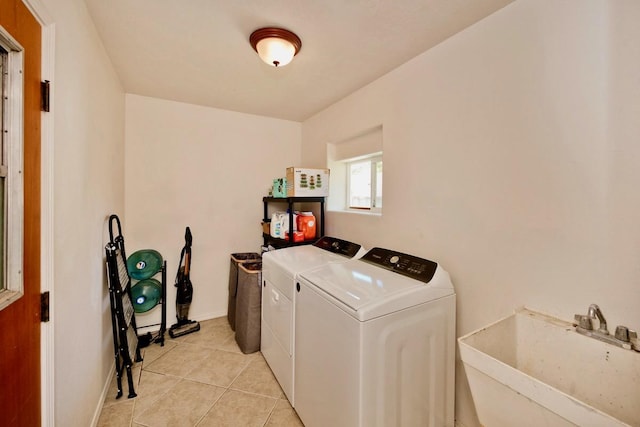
left=250, top=27, right=302, bottom=67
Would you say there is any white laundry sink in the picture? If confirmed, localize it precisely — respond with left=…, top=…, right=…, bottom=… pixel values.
left=458, top=308, right=640, bottom=427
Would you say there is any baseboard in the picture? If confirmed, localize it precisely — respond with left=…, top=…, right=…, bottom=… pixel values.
left=89, top=362, right=115, bottom=427
left=193, top=309, right=227, bottom=322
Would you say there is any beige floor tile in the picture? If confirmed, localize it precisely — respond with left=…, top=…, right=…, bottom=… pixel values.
left=133, top=379, right=224, bottom=427
left=97, top=400, right=134, bottom=427
left=132, top=370, right=181, bottom=418
left=144, top=342, right=212, bottom=377
left=180, top=321, right=234, bottom=349
left=141, top=341, right=177, bottom=367
left=99, top=315, right=296, bottom=427
left=196, top=389, right=277, bottom=427
left=179, top=317, right=246, bottom=354
left=196, top=316, right=230, bottom=330
left=184, top=349, right=251, bottom=387
left=265, top=399, right=304, bottom=427
left=216, top=334, right=245, bottom=353
left=230, top=356, right=284, bottom=398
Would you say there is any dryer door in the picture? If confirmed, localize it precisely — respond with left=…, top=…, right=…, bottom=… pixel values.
left=262, top=278, right=292, bottom=354
left=261, top=278, right=294, bottom=403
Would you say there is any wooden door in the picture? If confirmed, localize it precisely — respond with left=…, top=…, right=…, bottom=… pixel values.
left=0, top=0, right=42, bottom=425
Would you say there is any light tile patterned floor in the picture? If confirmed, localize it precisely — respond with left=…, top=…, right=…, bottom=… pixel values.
left=97, top=317, right=304, bottom=427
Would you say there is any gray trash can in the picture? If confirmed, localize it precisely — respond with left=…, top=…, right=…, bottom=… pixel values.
left=235, top=261, right=262, bottom=354
left=228, top=253, right=261, bottom=330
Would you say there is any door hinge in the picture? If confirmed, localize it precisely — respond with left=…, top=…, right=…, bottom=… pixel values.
left=40, top=80, right=50, bottom=112
left=41, top=291, right=50, bottom=322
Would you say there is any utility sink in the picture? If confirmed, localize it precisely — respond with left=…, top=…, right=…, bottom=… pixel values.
left=458, top=308, right=640, bottom=426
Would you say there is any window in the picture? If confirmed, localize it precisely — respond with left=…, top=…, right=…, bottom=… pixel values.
left=0, top=26, right=25, bottom=311
left=347, top=155, right=382, bottom=210
left=326, top=125, right=383, bottom=214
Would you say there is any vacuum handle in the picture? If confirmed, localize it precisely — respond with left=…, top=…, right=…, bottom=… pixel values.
left=185, top=226, right=192, bottom=247
left=184, top=248, right=191, bottom=276
left=183, top=226, right=192, bottom=276
left=175, top=226, right=193, bottom=284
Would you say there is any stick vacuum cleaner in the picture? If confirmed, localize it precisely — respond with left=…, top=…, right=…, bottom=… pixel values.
left=169, top=227, right=201, bottom=338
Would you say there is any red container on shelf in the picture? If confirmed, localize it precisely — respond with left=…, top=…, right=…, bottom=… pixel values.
left=297, top=212, right=316, bottom=240
left=285, top=231, right=305, bottom=242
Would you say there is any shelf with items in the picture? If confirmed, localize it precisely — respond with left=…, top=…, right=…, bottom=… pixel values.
left=262, top=196, right=325, bottom=248
left=127, top=255, right=167, bottom=348
left=261, top=233, right=319, bottom=248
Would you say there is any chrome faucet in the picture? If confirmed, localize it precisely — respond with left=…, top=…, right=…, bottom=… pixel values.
left=574, top=303, right=639, bottom=352
left=587, top=304, right=608, bottom=335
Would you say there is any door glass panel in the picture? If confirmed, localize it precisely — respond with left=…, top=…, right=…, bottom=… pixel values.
left=0, top=30, right=25, bottom=309
left=0, top=177, right=4, bottom=292
left=0, top=47, right=6, bottom=292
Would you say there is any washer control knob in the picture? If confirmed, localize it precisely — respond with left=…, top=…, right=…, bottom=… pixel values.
left=389, top=255, right=400, bottom=265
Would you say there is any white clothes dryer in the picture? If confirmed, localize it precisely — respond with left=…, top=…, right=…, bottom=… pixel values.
left=260, top=236, right=365, bottom=405
left=294, top=247, right=456, bottom=427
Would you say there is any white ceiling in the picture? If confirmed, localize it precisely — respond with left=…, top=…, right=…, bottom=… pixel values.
left=83, top=0, right=513, bottom=122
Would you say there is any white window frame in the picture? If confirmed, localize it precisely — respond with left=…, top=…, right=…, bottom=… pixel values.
left=0, top=26, right=25, bottom=311
left=345, top=154, right=382, bottom=213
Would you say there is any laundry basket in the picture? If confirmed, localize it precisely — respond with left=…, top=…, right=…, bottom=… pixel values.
left=235, top=261, right=262, bottom=354
left=228, top=252, right=261, bottom=330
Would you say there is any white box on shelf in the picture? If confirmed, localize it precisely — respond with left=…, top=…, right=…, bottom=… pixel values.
left=286, top=167, right=329, bottom=197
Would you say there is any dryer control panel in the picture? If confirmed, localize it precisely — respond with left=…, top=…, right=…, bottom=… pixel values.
left=360, top=247, right=438, bottom=284
left=313, top=236, right=362, bottom=258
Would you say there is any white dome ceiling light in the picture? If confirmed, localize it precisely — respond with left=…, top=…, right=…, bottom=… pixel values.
left=250, top=27, right=302, bottom=67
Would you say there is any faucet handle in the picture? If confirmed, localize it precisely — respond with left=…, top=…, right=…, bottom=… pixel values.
left=629, top=330, right=639, bottom=352
left=574, top=314, right=593, bottom=330
left=615, top=325, right=630, bottom=342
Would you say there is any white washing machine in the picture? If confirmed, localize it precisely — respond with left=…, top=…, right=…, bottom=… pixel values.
left=260, top=236, right=365, bottom=405
left=294, top=247, right=456, bottom=427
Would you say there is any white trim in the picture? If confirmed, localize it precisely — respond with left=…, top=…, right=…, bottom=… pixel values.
left=90, top=362, right=115, bottom=427
left=22, top=0, right=53, bottom=25
left=21, top=0, right=55, bottom=425
left=39, top=22, right=55, bottom=427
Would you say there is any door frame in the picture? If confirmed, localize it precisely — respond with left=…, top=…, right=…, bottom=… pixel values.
left=21, top=0, right=54, bottom=425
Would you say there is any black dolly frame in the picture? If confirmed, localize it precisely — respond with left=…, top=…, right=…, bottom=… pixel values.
left=105, top=214, right=143, bottom=399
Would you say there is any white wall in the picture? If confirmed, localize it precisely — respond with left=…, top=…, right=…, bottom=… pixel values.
left=302, top=1, right=640, bottom=425
left=47, top=0, right=126, bottom=425
left=124, top=95, right=301, bottom=326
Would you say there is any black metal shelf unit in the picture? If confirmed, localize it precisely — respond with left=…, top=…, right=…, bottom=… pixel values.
left=262, top=196, right=325, bottom=248
left=133, top=261, right=167, bottom=348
